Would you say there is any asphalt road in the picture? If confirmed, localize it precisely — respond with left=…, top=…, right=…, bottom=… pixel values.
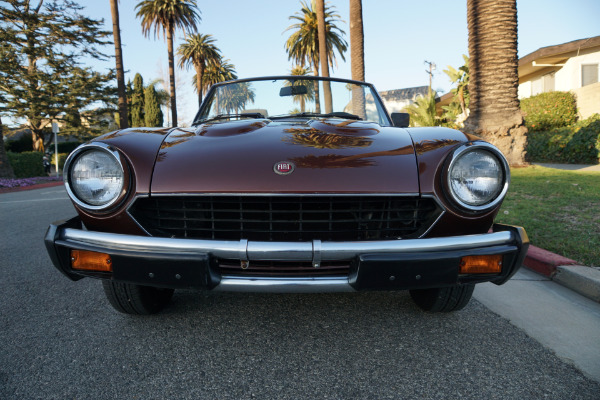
left=1, top=186, right=599, bottom=399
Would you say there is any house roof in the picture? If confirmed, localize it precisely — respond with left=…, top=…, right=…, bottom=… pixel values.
left=518, top=35, right=600, bottom=79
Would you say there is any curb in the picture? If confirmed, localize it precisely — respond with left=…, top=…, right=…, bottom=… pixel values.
left=524, top=245, right=600, bottom=303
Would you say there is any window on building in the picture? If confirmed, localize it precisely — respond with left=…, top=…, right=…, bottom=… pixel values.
left=582, top=64, right=599, bottom=87
left=543, top=73, right=555, bottom=92
left=531, top=72, right=555, bottom=96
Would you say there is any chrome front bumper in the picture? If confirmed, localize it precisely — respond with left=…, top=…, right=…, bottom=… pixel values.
left=45, top=217, right=529, bottom=292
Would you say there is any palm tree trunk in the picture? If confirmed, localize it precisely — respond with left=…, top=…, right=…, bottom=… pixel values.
left=0, top=117, right=15, bottom=179
left=196, top=64, right=204, bottom=107
left=110, top=0, right=128, bottom=129
left=167, top=26, right=178, bottom=126
left=464, top=0, right=527, bottom=165
left=316, top=0, right=332, bottom=114
left=350, top=0, right=366, bottom=119
left=313, top=64, right=321, bottom=113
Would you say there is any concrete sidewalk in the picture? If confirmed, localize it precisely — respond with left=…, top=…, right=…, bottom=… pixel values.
left=533, top=162, right=600, bottom=172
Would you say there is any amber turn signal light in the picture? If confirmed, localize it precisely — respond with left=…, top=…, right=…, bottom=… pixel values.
left=71, top=250, right=112, bottom=272
left=459, top=254, right=502, bottom=274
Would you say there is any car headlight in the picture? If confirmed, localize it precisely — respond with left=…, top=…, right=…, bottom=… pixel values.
left=445, top=142, right=510, bottom=212
left=64, top=143, right=126, bottom=211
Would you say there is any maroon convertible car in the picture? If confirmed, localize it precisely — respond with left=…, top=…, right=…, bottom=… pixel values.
left=45, top=76, right=528, bottom=314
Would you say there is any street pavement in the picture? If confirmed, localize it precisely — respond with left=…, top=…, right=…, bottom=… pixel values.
left=1, top=186, right=600, bottom=399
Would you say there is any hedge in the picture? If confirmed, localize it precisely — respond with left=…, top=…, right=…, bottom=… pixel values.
left=6, top=151, right=45, bottom=178
left=521, top=91, right=578, bottom=132
left=526, top=114, right=600, bottom=164
left=5, top=134, right=33, bottom=153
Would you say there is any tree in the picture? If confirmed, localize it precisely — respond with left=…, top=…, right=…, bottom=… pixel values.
left=444, top=54, right=470, bottom=117
left=349, top=0, right=366, bottom=119
left=110, top=0, right=128, bottom=129
left=0, top=117, right=15, bottom=178
left=464, top=0, right=527, bottom=165
left=288, top=66, right=314, bottom=113
left=136, top=0, right=201, bottom=127
left=285, top=0, right=347, bottom=113
left=316, top=0, right=332, bottom=113
left=144, top=83, right=163, bottom=127
left=0, top=0, right=114, bottom=152
left=199, top=58, right=237, bottom=95
left=131, top=73, right=145, bottom=127
left=442, top=55, right=470, bottom=127
left=404, top=92, right=440, bottom=127
left=177, top=33, right=221, bottom=106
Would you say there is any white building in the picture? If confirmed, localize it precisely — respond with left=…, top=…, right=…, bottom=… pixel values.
left=379, top=86, right=431, bottom=114
left=518, top=36, right=600, bottom=119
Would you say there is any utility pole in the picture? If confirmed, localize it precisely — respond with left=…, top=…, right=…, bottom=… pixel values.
left=424, top=60, right=436, bottom=94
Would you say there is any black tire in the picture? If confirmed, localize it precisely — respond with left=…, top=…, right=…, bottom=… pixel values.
left=409, top=284, right=475, bottom=312
left=102, top=281, right=174, bottom=315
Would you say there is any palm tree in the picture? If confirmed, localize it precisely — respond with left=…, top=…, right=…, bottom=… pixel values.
left=349, top=0, right=366, bottom=119
left=288, top=66, right=314, bottom=112
left=199, top=58, right=237, bottom=95
left=463, top=0, right=527, bottom=165
left=404, top=92, right=440, bottom=127
left=443, top=54, right=469, bottom=117
left=315, top=0, right=332, bottom=113
left=136, top=0, right=201, bottom=126
left=110, top=0, right=128, bottom=129
left=285, top=0, right=347, bottom=112
left=177, top=33, right=221, bottom=106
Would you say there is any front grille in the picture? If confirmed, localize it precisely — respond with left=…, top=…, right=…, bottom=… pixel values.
left=129, top=195, right=441, bottom=242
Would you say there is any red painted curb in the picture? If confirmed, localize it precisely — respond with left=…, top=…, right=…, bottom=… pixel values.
left=0, top=181, right=63, bottom=194
left=524, top=245, right=578, bottom=277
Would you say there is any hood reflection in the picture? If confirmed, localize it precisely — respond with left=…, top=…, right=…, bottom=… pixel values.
left=291, top=145, right=413, bottom=169
left=283, top=127, right=373, bottom=149
left=195, top=120, right=269, bottom=137
left=415, top=139, right=461, bottom=155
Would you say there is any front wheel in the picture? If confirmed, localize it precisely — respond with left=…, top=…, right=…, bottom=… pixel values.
left=102, top=281, right=174, bottom=315
left=409, top=284, right=475, bottom=312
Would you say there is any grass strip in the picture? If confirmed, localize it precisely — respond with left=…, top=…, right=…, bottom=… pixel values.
left=495, top=165, right=599, bottom=267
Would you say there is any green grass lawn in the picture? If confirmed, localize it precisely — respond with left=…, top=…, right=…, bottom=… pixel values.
left=495, top=165, right=600, bottom=267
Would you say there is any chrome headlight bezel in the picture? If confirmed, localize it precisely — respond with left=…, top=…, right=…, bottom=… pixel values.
left=63, top=143, right=129, bottom=212
left=443, top=142, right=510, bottom=213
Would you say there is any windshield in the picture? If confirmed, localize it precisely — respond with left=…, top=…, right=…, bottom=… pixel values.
left=195, top=77, right=391, bottom=126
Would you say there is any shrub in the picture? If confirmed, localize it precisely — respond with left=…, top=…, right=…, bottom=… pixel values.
left=526, top=114, right=600, bottom=164
left=6, top=151, right=45, bottom=178
left=5, top=134, right=33, bottom=153
left=521, top=91, right=578, bottom=131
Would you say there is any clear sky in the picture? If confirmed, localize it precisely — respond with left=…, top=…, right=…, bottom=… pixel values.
left=80, top=0, right=599, bottom=125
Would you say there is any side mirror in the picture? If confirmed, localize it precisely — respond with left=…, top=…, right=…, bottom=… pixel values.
left=391, top=112, right=410, bottom=128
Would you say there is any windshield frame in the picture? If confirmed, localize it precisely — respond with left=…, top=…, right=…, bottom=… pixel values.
left=191, top=75, right=392, bottom=127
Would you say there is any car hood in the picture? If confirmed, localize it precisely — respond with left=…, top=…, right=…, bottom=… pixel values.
left=150, top=119, right=419, bottom=194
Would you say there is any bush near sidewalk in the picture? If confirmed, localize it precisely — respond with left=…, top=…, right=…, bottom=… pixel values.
left=521, top=91, right=578, bottom=132
left=526, top=114, right=600, bottom=164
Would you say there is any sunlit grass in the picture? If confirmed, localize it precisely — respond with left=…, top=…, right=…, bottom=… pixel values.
left=495, top=165, right=600, bottom=267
